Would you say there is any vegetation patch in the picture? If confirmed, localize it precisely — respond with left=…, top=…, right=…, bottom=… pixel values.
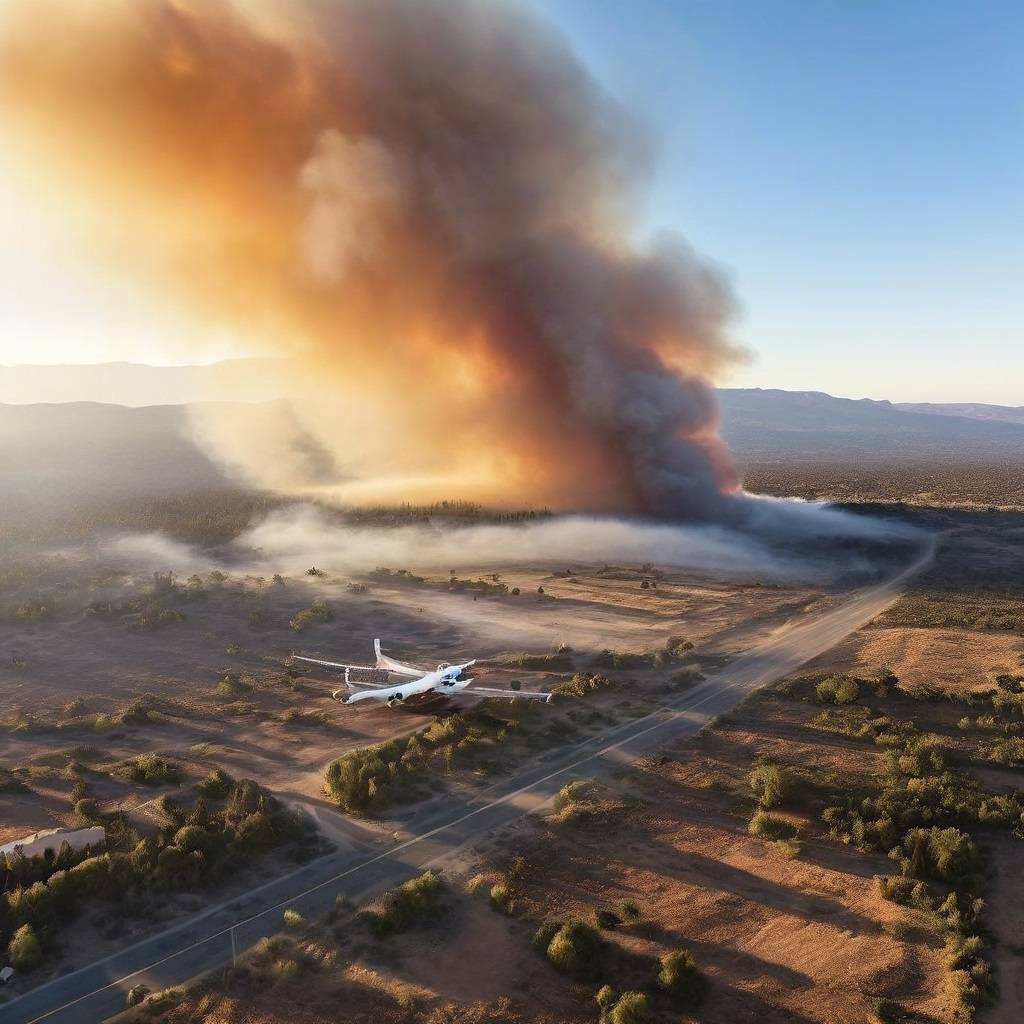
left=360, top=870, right=444, bottom=939
left=535, top=918, right=602, bottom=978
left=0, top=778, right=312, bottom=974
left=289, top=600, right=334, bottom=632
left=552, top=672, right=612, bottom=701
left=112, top=753, right=181, bottom=786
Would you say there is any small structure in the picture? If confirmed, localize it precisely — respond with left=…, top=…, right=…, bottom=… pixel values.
left=0, top=825, right=105, bottom=861
left=0, top=965, right=15, bottom=985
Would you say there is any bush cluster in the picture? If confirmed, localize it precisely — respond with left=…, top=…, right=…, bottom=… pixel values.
left=813, top=678, right=1013, bottom=1015
left=0, top=778, right=308, bottom=973
left=113, top=753, right=181, bottom=786
left=361, top=870, right=443, bottom=938
left=288, top=600, right=334, bottom=632
left=324, top=714, right=499, bottom=812
left=816, top=675, right=860, bottom=705
left=552, top=672, right=612, bottom=701
left=749, top=762, right=791, bottom=808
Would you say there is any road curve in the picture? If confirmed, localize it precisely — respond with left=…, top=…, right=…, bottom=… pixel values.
left=3, top=541, right=933, bottom=1024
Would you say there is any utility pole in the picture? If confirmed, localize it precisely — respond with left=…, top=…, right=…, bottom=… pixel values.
left=230, top=925, right=237, bottom=968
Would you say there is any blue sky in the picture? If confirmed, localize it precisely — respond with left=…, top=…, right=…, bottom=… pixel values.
left=537, top=0, right=1023, bottom=403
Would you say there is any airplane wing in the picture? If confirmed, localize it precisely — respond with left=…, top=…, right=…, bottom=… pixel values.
left=457, top=685, right=553, bottom=703
left=291, top=654, right=376, bottom=673
left=373, top=639, right=428, bottom=678
left=291, top=655, right=393, bottom=687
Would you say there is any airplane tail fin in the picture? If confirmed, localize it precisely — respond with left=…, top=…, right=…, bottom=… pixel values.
left=374, top=638, right=385, bottom=669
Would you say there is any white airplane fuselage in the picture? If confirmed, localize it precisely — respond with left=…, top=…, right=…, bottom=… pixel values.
left=335, top=662, right=474, bottom=706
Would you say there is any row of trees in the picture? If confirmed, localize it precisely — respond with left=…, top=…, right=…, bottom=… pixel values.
left=1, top=778, right=312, bottom=974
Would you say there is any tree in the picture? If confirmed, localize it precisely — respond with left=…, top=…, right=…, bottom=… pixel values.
left=749, top=762, right=790, bottom=808
left=8, top=923, right=43, bottom=971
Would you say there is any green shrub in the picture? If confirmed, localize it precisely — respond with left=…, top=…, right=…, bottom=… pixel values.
left=554, top=779, right=599, bottom=812
left=989, top=736, right=1024, bottom=766
left=195, top=767, right=234, bottom=799
left=489, top=883, right=513, bottom=914
left=902, top=826, right=979, bottom=883
left=289, top=601, right=333, bottom=632
left=172, top=824, right=214, bottom=856
left=657, top=948, right=707, bottom=1004
left=532, top=917, right=563, bottom=952
left=325, top=740, right=411, bottom=813
left=816, top=675, right=860, bottom=705
left=609, top=991, right=649, bottom=1024
left=283, top=908, right=304, bottom=928
left=776, top=837, right=804, bottom=859
left=499, top=651, right=573, bottom=671
left=216, top=673, right=253, bottom=697
left=126, top=984, right=150, bottom=1007
left=748, top=811, right=795, bottom=840
left=75, top=798, right=99, bottom=820
left=7, top=923, right=43, bottom=971
left=226, top=779, right=272, bottom=820
left=545, top=921, right=602, bottom=977
left=595, top=984, right=616, bottom=1011
left=552, top=673, right=612, bottom=701
left=141, top=987, right=185, bottom=1015
left=366, top=871, right=443, bottom=938
left=870, top=996, right=903, bottom=1022
left=664, top=635, right=694, bottom=659
left=749, top=762, right=790, bottom=808
left=619, top=898, right=641, bottom=920
left=113, top=753, right=180, bottom=786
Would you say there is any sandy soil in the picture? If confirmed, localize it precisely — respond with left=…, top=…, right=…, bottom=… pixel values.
left=810, top=624, right=1024, bottom=692
left=0, top=564, right=824, bottom=710
left=0, top=563, right=825, bottom=840
left=502, top=740, right=955, bottom=1024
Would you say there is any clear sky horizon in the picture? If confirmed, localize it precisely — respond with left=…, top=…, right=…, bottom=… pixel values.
left=1, top=0, right=1020, bottom=404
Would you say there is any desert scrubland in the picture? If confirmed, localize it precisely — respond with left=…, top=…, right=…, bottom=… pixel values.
left=18, top=485, right=1011, bottom=1024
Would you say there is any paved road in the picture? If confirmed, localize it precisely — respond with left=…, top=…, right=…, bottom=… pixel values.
left=2, top=543, right=931, bottom=1024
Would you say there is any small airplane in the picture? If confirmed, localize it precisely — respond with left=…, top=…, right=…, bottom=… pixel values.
left=292, top=638, right=553, bottom=706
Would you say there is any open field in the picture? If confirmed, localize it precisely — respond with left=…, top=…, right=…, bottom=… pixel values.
left=0, top=535, right=841, bottom=1002
left=4, top=492, right=1021, bottom=1024
left=102, top=501, right=1024, bottom=1024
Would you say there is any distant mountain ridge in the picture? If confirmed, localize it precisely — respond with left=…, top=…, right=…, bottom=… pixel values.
left=1, top=371, right=1022, bottom=513
left=895, top=401, right=1024, bottom=428
left=717, top=388, right=1024, bottom=462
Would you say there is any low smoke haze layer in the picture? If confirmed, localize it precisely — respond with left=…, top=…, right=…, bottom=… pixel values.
left=92, top=502, right=923, bottom=586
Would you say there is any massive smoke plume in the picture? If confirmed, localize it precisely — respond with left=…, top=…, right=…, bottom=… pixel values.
left=0, top=0, right=745, bottom=517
